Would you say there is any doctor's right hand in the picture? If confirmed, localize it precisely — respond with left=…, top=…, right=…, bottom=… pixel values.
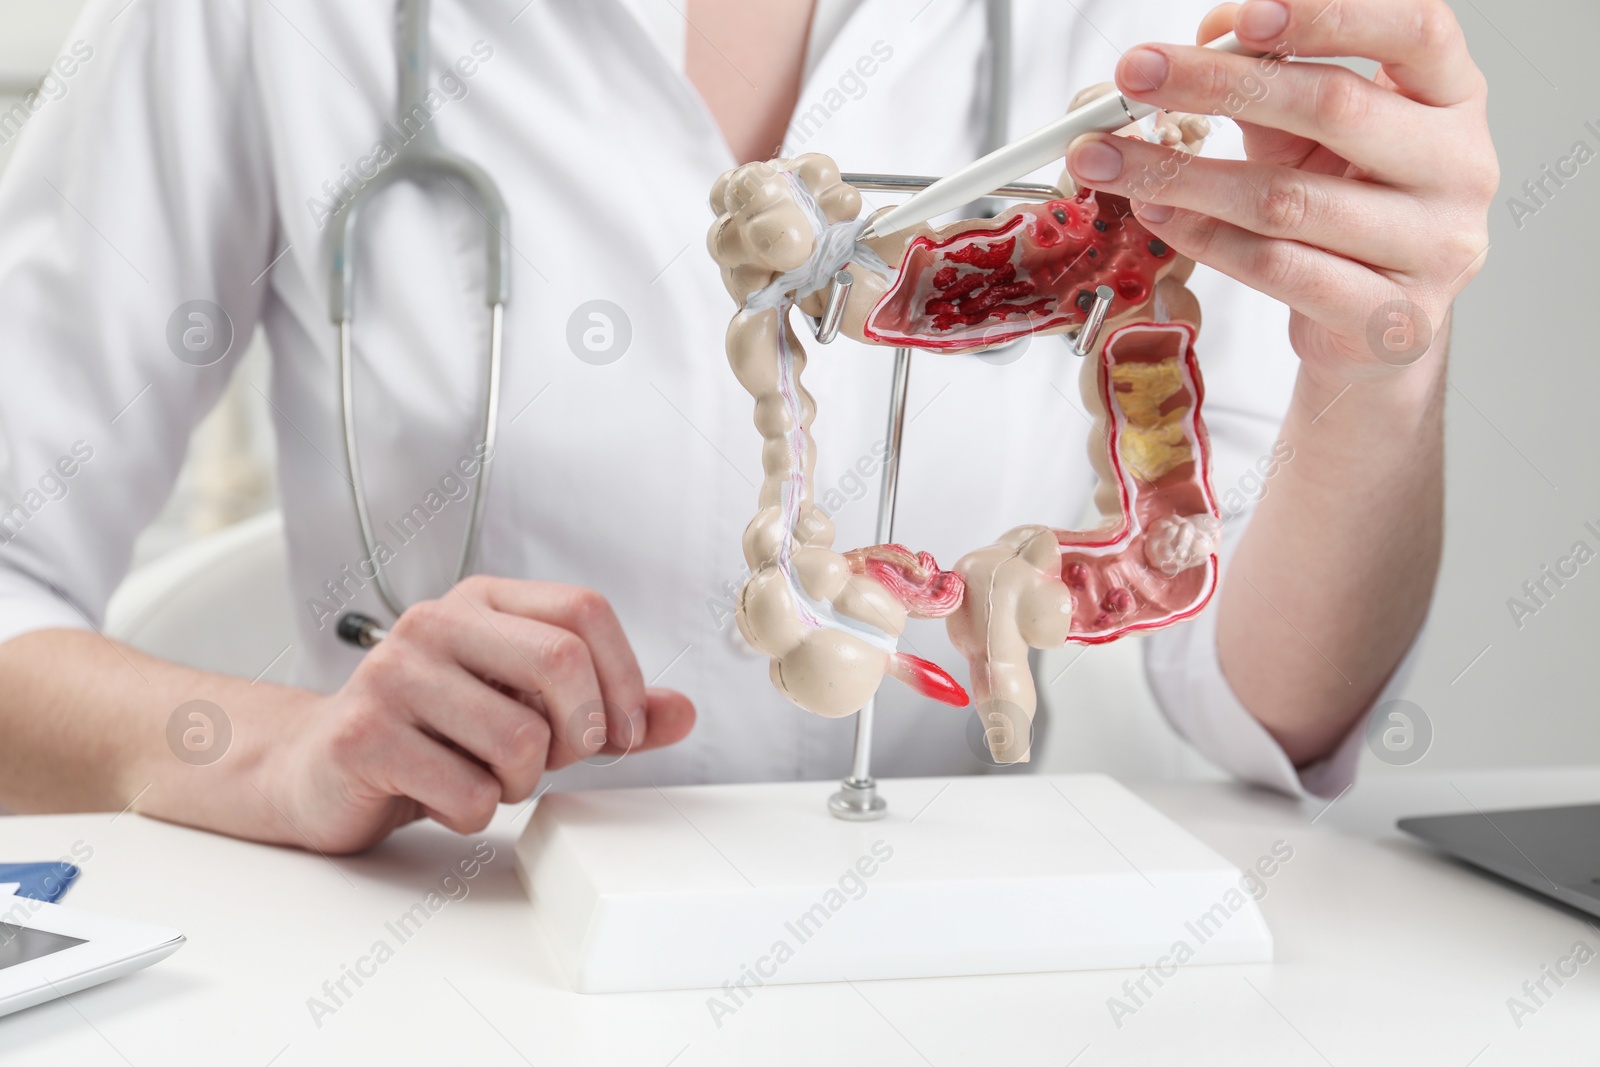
left=265, top=577, right=696, bottom=854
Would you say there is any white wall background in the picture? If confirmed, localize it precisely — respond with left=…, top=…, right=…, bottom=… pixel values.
left=0, top=0, right=1594, bottom=772
left=1399, top=0, right=1600, bottom=771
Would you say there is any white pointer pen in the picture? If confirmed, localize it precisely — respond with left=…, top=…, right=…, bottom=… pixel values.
left=858, top=32, right=1272, bottom=241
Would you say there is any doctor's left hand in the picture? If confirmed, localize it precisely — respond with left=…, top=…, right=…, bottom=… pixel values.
left=267, top=576, right=696, bottom=854
left=1064, top=0, right=1496, bottom=396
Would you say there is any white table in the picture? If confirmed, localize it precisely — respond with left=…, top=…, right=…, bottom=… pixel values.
left=2, top=767, right=1597, bottom=1066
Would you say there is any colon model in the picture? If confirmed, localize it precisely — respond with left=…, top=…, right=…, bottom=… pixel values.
left=709, top=144, right=1221, bottom=761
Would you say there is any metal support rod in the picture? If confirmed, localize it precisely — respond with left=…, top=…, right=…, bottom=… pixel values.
left=813, top=270, right=853, bottom=344
left=818, top=172, right=1054, bottom=820
left=828, top=346, right=912, bottom=821
left=842, top=173, right=1062, bottom=202
left=1074, top=284, right=1115, bottom=358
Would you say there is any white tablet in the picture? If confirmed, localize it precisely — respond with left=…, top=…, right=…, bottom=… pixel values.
left=0, top=896, right=184, bottom=1018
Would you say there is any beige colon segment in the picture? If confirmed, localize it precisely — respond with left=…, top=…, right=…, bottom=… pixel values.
left=945, top=527, right=1076, bottom=763
left=714, top=159, right=911, bottom=718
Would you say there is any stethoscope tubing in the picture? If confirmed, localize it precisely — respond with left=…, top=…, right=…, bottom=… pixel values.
left=331, top=0, right=511, bottom=646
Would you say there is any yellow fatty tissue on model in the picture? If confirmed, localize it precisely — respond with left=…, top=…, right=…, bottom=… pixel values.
left=1111, top=359, right=1191, bottom=481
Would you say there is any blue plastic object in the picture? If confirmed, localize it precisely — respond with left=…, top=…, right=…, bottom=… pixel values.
left=0, top=862, right=80, bottom=904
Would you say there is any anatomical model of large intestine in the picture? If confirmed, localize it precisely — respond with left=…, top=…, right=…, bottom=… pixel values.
left=709, top=104, right=1221, bottom=763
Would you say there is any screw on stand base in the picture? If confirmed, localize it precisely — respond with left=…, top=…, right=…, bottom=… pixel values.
left=828, top=776, right=888, bottom=821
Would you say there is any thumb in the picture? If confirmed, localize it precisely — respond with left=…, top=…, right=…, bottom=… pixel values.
left=592, top=686, right=697, bottom=756
left=626, top=687, right=696, bottom=754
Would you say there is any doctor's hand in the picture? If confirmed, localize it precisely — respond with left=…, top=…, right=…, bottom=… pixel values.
left=267, top=577, right=696, bottom=854
left=1064, top=0, right=1496, bottom=392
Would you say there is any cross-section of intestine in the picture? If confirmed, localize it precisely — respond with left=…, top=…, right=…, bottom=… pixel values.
left=948, top=320, right=1221, bottom=762
left=708, top=136, right=1221, bottom=759
left=862, top=192, right=1175, bottom=350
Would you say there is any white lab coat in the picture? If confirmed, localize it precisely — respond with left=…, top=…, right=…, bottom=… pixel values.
left=0, top=0, right=1401, bottom=797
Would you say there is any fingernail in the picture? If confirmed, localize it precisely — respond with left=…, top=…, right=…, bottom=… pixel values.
left=1135, top=200, right=1174, bottom=224
left=1238, top=0, right=1289, bottom=41
left=597, top=704, right=629, bottom=749
left=1119, top=48, right=1169, bottom=93
left=627, top=707, right=647, bottom=748
left=1068, top=136, right=1124, bottom=183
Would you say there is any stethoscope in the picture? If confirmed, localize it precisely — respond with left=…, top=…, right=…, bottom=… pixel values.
left=330, top=0, right=510, bottom=648
left=330, top=0, right=1013, bottom=650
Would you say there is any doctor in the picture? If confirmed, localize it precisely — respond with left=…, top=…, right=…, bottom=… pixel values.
left=0, top=0, right=1492, bottom=852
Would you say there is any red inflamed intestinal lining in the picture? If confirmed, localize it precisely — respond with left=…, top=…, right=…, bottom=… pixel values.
left=863, top=190, right=1172, bottom=352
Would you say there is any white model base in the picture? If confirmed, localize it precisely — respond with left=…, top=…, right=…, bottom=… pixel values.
left=514, top=774, right=1271, bottom=994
